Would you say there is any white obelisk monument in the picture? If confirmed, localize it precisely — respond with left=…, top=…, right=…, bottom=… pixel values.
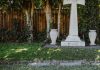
left=61, top=0, right=85, bottom=46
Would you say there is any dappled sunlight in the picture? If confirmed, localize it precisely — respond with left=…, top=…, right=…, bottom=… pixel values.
left=95, top=55, right=100, bottom=61
left=15, top=48, right=28, bottom=53
left=95, top=50, right=100, bottom=61
left=48, top=48, right=62, bottom=52
left=3, top=48, right=28, bottom=60
left=47, top=48, right=62, bottom=55
left=11, top=48, right=28, bottom=53
left=4, top=53, right=10, bottom=59
left=11, top=49, right=15, bottom=51
left=99, top=5, right=100, bottom=7
left=54, top=48, right=62, bottom=52
left=47, top=51, right=50, bottom=54
left=46, top=48, right=62, bottom=54
left=97, top=50, right=100, bottom=53
left=37, top=48, right=42, bottom=51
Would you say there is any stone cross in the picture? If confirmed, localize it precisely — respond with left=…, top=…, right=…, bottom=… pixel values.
left=61, top=0, right=85, bottom=46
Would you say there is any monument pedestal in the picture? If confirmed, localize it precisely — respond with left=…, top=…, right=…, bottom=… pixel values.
left=61, top=35, right=85, bottom=46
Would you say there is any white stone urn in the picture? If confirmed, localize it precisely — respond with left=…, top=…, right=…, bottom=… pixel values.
left=89, top=30, right=97, bottom=45
left=50, top=29, right=58, bottom=45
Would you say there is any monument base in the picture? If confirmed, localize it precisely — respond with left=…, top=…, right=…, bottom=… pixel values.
left=61, top=35, right=85, bottom=46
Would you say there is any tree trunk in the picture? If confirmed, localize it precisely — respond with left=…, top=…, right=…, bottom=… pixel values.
left=29, top=2, right=34, bottom=42
left=58, top=3, right=61, bottom=37
left=25, top=10, right=33, bottom=43
left=25, top=10, right=30, bottom=26
left=24, top=1, right=35, bottom=43
left=45, top=0, right=51, bottom=38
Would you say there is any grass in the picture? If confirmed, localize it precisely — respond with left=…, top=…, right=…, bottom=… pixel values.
left=0, top=43, right=41, bottom=61
left=0, top=43, right=100, bottom=70
left=0, top=43, right=100, bottom=62
left=0, top=64, right=100, bottom=70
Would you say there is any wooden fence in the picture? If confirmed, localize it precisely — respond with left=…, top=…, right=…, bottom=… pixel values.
left=0, top=9, right=69, bottom=38
left=33, top=9, right=69, bottom=36
left=0, top=10, right=25, bottom=31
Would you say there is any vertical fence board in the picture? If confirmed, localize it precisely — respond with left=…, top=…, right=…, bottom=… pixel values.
left=0, top=8, right=69, bottom=41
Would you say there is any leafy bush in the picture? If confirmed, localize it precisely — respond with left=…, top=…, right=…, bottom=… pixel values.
left=78, top=0, right=99, bottom=45
left=0, top=25, right=30, bottom=43
left=34, top=31, right=47, bottom=42
left=17, top=26, right=30, bottom=42
left=0, top=28, right=10, bottom=42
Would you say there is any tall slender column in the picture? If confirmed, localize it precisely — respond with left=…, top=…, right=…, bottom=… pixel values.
left=61, top=0, right=85, bottom=46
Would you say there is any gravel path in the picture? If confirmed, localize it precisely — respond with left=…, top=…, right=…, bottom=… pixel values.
left=29, top=60, right=100, bottom=66
left=44, top=44, right=100, bottom=49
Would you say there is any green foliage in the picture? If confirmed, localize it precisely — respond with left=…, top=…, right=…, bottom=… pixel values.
left=0, top=24, right=30, bottom=43
left=34, top=0, right=43, bottom=8
left=0, top=28, right=9, bottom=42
left=17, top=26, right=30, bottom=42
left=78, top=0, right=99, bottom=44
left=0, top=0, right=23, bottom=11
left=34, top=31, right=47, bottom=42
